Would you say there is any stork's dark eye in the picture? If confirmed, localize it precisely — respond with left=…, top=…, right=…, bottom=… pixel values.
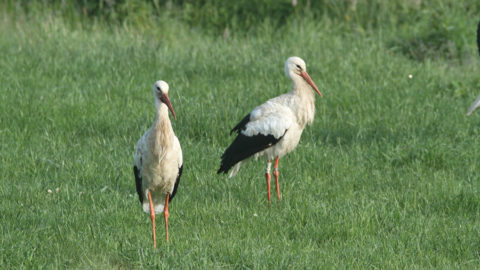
left=296, top=64, right=302, bottom=70
left=156, top=86, right=161, bottom=91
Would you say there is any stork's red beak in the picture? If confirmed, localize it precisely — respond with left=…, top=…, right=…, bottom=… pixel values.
left=301, top=71, right=322, bottom=97
left=160, top=94, right=177, bottom=120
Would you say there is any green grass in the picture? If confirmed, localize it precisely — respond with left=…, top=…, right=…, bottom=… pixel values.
left=1, top=10, right=480, bottom=269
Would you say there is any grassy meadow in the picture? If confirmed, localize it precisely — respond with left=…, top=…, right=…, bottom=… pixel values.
left=1, top=2, right=480, bottom=268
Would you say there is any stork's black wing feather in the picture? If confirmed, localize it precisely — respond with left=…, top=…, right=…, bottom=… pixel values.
left=133, top=166, right=143, bottom=204
left=477, top=21, right=480, bottom=55
left=169, top=165, right=183, bottom=202
left=230, top=113, right=250, bottom=135
left=217, top=131, right=285, bottom=174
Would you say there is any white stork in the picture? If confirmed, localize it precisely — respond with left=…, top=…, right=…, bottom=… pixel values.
left=133, top=80, right=183, bottom=248
left=217, top=56, right=322, bottom=205
left=467, top=21, right=480, bottom=116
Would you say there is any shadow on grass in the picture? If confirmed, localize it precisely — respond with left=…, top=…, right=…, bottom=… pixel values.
left=317, top=123, right=451, bottom=170
left=317, top=123, right=400, bottom=147
left=390, top=32, right=459, bottom=62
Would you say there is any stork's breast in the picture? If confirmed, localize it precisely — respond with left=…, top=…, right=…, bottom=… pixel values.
left=278, top=125, right=303, bottom=154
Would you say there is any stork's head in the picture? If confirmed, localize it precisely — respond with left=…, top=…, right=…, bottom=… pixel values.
left=153, top=80, right=177, bottom=120
left=284, top=56, right=322, bottom=97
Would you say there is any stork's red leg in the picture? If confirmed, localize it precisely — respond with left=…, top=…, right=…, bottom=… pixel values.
left=265, top=160, right=272, bottom=207
left=164, top=193, right=170, bottom=243
left=148, top=190, right=157, bottom=249
left=273, top=157, right=280, bottom=201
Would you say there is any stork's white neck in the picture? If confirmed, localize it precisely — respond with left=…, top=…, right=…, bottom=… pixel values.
left=155, top=103, right=171, bottom=121
left=290, top=74, right=311, bottom=93
left=291, top=75, right=316, bottom=128
left=148, top=103, right=174, bottom=159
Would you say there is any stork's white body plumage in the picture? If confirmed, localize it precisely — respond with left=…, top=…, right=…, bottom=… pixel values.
left=134, top=127, right=182, bottom=213
left=218, top=57, right=322, bottom=205
left=133, top=80, right=182, bottom=247
left=467, top=21, right=480, bottom=116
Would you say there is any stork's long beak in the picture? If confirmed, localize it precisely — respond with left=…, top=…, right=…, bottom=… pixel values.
left=161, top=94, right=177, bottom=120
left=301, top=71, right=322, bottom=97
